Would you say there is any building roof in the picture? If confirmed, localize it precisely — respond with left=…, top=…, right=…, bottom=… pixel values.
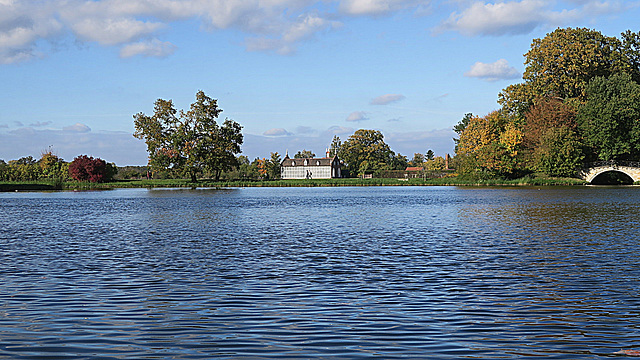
left=405, top=167, right=424, bottom=172
left=281, top=155, right=338, bottom=167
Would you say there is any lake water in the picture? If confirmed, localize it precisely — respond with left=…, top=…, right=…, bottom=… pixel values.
left=1, top=186, right=640, bottom=359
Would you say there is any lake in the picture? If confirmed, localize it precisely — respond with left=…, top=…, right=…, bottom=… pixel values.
left=1, top=186, right=640, bottom=359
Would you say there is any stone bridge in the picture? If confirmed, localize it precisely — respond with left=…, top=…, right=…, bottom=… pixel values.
left=579, top=160, right=640, bottom=183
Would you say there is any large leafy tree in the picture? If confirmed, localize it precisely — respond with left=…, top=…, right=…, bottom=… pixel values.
left=133, top=91, right=243, bottom=181
left=456, top=111, right=522, bottom=177
left=578, top=72, right=640, bottom=161
left=339, top=129, right=394, bottom=176
left=499, top=28, right=639, bottom=118
left=534, top=126, right=584, bottom=177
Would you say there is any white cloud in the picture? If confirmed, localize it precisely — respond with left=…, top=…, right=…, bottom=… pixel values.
left=370, top=93, right=406, bottom=105
left=120, top=39, right=176, bottom=58
left=346, top=111, right=369, bottom=122
left=464, top=58, right=520, bottom=81
left=63, top=123, right=92, bottom=133
left=339, top=0, right=430, bottom=16
left=441, top=0, right=548, bottom=36
left=264, top=128, right=292, bottom=136
left=0, top=0, right=428, bottom=63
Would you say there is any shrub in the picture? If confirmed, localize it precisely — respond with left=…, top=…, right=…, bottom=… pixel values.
left=69, top=155, right=112, bottom=183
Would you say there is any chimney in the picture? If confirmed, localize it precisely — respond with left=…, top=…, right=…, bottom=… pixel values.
left=326, top=148, right=330, bottom=158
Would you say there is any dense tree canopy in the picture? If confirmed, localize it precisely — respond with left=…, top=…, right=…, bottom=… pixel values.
left=457, top=27, right=640, bottom=179
left=339, top=129, right=394, bottom=176
left=133, top=91, right=243, bottom=181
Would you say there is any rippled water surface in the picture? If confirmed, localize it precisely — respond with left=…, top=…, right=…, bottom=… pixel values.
left=2, top=186, right=640, bottom=359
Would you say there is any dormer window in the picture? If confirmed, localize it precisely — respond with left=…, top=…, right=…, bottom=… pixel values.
left=316, top=161, right=321, bottom=166
left=291, top=161, right=295, bottom=166
left=304, top=160, right=308, bottom=166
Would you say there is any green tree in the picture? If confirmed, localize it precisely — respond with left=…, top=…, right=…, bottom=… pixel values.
left=533, top=126, right=584, bottom=177
left=328, top=135, right=342, bottom=157
left=267, top=152, right=282, bottom=180
left=39, top=150, right=69, bottom=181
left=133, top=91, right=243, bottom=182
left=409, top=153, right=424, bottom=167
left=339, top=129, right=394, bottom=177
left=425, top=149, right=435, bottom=161
left=578, top=72, right=640, bottom=161
left=391, top=153, right=408, bottom=170
left=294, top=150, right=316, bottom=158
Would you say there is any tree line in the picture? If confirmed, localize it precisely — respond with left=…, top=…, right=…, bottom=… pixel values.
left=0, top=151, right=117, bottom=183
left=133, top=91, right=447, bottom=181
left=454, top=27, right=640, bottom=179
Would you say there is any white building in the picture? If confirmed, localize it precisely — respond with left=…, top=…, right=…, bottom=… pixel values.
left=281, top=152, right=342, bottom=179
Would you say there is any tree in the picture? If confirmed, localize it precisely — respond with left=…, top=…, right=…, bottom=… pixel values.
left=339, top=129, right=394, bottom=177
left=533, top=126, right=584, bottom=177
left=498, top=28, right=639, bottom=119
left=68, top=155, right=111, bottom=183
left=266, top=152, right=282, bottom=180
left=133, top=90, right=243, bottom=182
left=455, top=111, right=523, bottom=177
left=425, top=149, right=435, bottom=161
left=578, top=72, right=640, bottom=161
left=39, top=150, right=69, bottom=181
left=294, top=150, right=315, bottom=158
left=328, top=135, right=342, bottom=157
left=390, top=153, right=408, bottom=170
left=409, top=153, right=424, bottom=167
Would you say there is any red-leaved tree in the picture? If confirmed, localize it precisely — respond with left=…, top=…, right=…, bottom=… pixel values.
left=68, top=155, right=108, bottom=183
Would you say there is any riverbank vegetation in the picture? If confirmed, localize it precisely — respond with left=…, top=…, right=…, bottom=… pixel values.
left=453, top=28, right=640, bottom=181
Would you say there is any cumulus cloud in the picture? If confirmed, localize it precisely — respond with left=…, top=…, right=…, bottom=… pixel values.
left=263, top=128, right=292, bottom=136
left=29, top=121, right=52, bottom=127
left=439, top=0, right=628, bottom=36
left=324, top=125, right=354, bottom=135
left=346, top=111, right=369, bottom=122
left=63, top=123, right=92, bottom=133
left=0, top=0, right=429, bottom=63
left=120, top=39, right=176, bottom=58
left=339, top=0, right=431, bottom=16
left=465, top=59, right=520, bottom=81
left=370, top=94, right=406, bottom=105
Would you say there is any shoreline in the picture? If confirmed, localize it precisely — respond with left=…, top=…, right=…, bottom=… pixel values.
left=1, top=177, right=591, bottom=192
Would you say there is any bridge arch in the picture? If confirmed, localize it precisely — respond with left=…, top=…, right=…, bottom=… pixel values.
left=579, top=161, right=640, bottom=184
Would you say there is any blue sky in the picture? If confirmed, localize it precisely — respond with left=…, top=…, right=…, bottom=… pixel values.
left=1, top=0, right=639, bottom=165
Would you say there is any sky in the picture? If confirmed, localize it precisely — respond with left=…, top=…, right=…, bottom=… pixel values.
left=1, top=0, right=639, bottom=166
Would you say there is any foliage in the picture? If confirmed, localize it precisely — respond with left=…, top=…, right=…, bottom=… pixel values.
left=425, top=156, right=446, bottom=171
left=328, top=135, right=342, bottom=157
left=39, top=151, right=69, bottom=181
left=339, top=129, right=394, bottom=176
left=425, top=149, right=435, bottom=161
left=577, top=72, right=640, bottom=161
left=133, top=90, right=243, bottom=182
left=409, top=153, right=424, bottom=167
left=533, top=126, right=584, bottom=177
left=68, top=155, right=113, bottom=183
left=294, top=150, right=316, bottom=159
left=267, top=152, right=282, bottom=180
left=455, top=111, right=523, bottom=177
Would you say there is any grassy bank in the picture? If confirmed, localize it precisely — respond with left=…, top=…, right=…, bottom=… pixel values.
left=1, top=176, right=588, bottom=192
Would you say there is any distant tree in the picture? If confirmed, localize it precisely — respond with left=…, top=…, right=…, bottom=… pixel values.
left=328, top=135, right=342, bottom=157
left=409, top=153, right=424, bottom=167
left=267, top=152, right=282, bottom=180
left=578, top=72, right=640, bottom=161
left=133, top=90, right=243, bottom=182
left=453, top=113, right=474, bottom=151
left=7, top=156, right=40, bottom=181
left=391, top=153, right=408, bottom=170
left=68, top=155, right=111, bottom=183
left=425, top=156, right=446, bottom=171
left=425, top=149, right=435, bottom=161
left=39, top=150, right=69, bottom=181
left=339, top=129, right=394, bottom=176
left=294, top=150, right=315, bottom=159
